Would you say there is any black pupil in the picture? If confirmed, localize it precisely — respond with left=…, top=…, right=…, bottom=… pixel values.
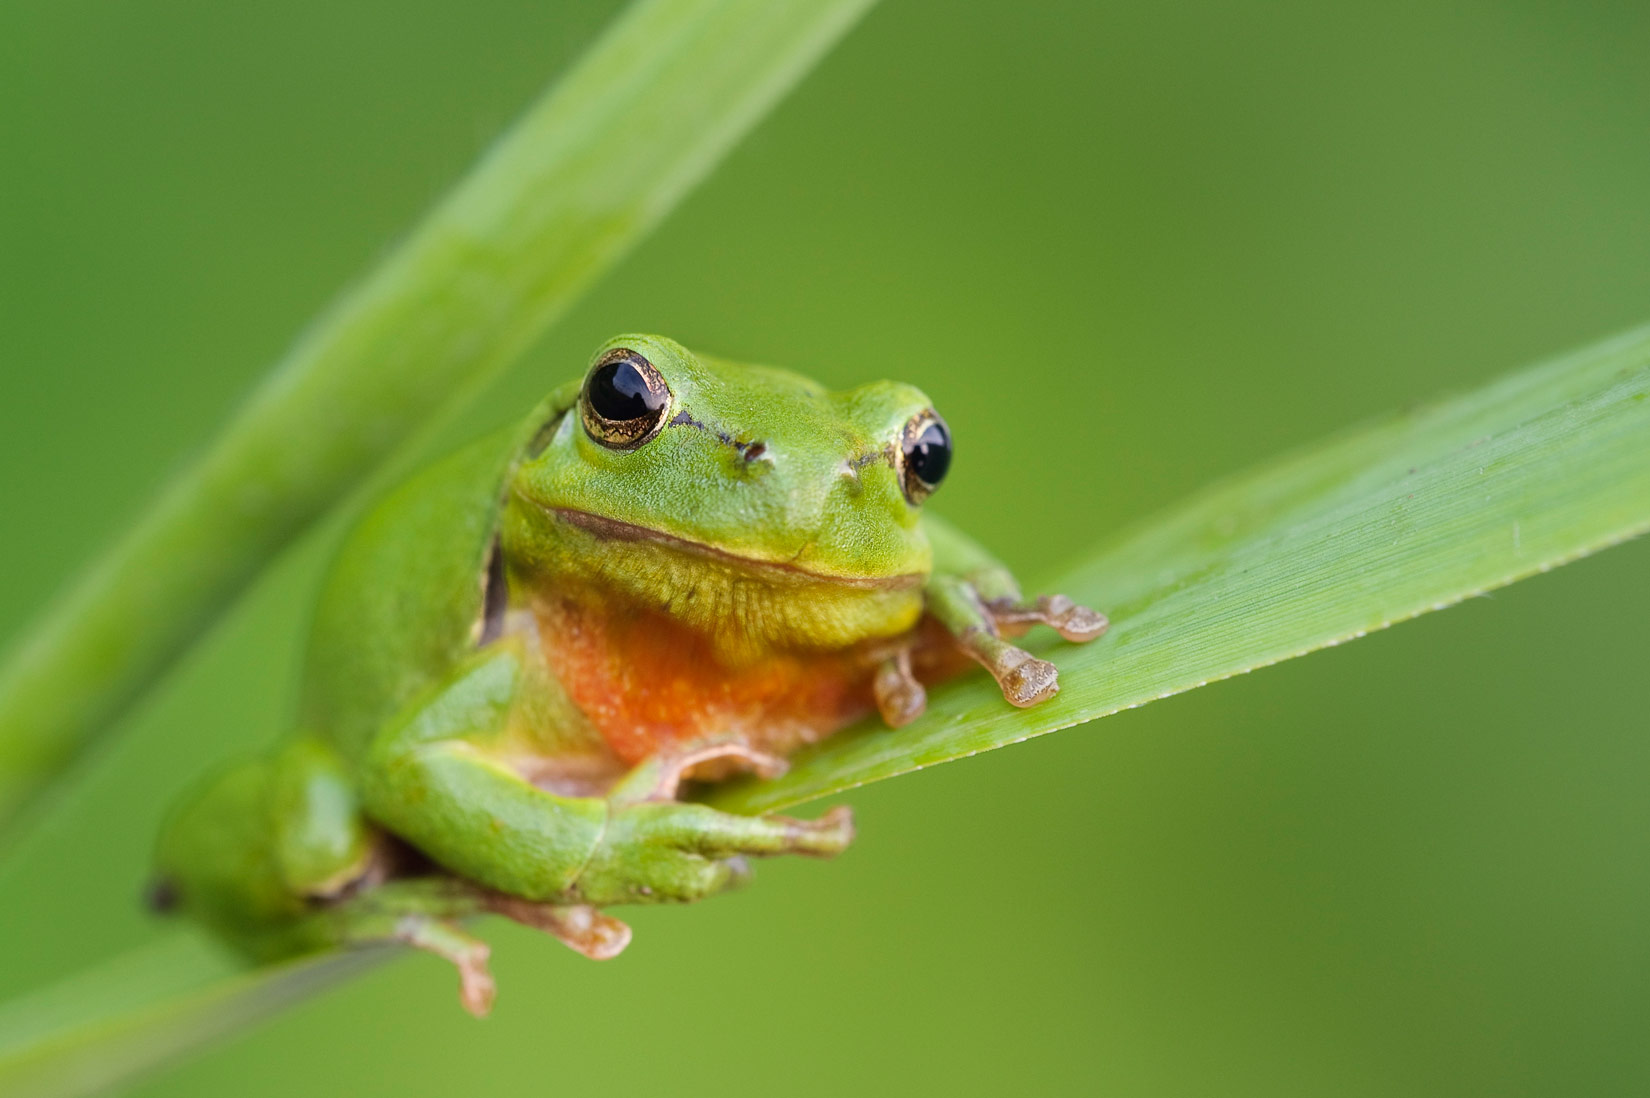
left=905, top=419, right=951, bottom=487
left=588, top=357, right=664, bottom=422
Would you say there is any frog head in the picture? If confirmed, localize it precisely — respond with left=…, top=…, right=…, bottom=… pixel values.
left=503, top=334, right=952, bottom=651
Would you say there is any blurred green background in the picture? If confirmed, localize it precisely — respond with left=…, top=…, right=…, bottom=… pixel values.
left=4, top=1, right=1650, bottom=1094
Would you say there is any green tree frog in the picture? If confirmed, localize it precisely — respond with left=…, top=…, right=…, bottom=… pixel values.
left=153, top=335, right=1106, bottom=1013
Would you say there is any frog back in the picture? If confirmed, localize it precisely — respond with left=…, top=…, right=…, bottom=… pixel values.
left=299, top=394, right=568, bottom=763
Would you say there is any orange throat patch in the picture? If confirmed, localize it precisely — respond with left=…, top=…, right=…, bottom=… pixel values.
left=531, top=588, right=890, bottom=769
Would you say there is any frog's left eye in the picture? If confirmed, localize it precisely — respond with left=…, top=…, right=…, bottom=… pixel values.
left=899, top=410, right=951, bottom=504
left=581, top=348, right=671, bottom=450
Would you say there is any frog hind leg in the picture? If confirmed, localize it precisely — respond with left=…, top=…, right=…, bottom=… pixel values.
left=319, top=876, right=635, bottom=1015
left=555, top=801, right=852, bottom=912
left=395, top=917, right=495, bottom=1016
left=359, top=642, right=854, bottom=914
left=312, top=878, right=497, bottom=1015
left=269, top=734, right=380, bottom=898
left=155, top=734, right=627, bottom=1016
left=151, top=757, right=322, bottom=962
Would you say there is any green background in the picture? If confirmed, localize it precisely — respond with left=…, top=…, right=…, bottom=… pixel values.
left=4, top=1, right=1650, bottom=1094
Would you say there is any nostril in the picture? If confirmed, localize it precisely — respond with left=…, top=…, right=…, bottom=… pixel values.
left=741, top=441, right=767, bottom=462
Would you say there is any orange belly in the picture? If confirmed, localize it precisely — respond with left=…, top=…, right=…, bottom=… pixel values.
left=534, top=592, right=885, bottom=768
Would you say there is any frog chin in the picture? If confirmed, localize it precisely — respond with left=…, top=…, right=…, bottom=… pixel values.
left=512, top=505, right=926, bottom=657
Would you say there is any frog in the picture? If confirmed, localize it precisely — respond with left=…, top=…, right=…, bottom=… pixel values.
left=152, top=334, right=1107, bottom=1014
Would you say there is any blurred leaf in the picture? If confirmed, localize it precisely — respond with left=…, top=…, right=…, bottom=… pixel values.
left=709, top=323, right=1650, bottom=813
left=0, top=0, right=878, bottom=841
left=0, top=933, right=378, bottom=1098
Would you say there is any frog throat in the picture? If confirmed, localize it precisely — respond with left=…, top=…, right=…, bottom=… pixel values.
left=500, top=502, right=927, bottom=659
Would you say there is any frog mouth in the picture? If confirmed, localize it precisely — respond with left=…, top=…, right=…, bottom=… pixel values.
left=548, top=507, right=924, bottom=591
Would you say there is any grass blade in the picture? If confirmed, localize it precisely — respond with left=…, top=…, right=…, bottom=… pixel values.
left=709, top=324, right=1650, bottom=813
left=0, top=0, right=878, bottom=839
left=0, top=934, right=378, bottom=1098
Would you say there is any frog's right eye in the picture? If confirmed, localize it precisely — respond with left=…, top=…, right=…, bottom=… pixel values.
left=581, top=348, right=672, bottom=450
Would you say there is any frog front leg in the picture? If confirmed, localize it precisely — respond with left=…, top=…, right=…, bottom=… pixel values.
left=359, top=642, right=853, bottom=914
left=885, top=513, right=1106, bottom=719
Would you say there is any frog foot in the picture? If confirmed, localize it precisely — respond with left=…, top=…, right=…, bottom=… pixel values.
left=393, top=915, right=496, bottom=1018
left=955, top=626, right=1061, bottom=707
left=484, top=895, right=632, bottom=961
left=986, top=594, right=1109, bottom=643
left=966, top=593, right=1108, bottom=705
left=925, top=576, right=1107, bottom=709
left=873, top=646, right=927, bottom=727
left=570, top=803, right=855, bottom=906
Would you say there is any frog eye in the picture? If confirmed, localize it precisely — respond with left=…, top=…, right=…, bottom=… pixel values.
left=898, top=410, right=951, bottom=504
left=581, top=348, right=672, bottom=450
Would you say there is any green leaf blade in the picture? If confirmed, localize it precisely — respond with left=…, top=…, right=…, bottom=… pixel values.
left=0, top=933, right=379, bottom=1098
left=711, top=325, right=1650, bottom=814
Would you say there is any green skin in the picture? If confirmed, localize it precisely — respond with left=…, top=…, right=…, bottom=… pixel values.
left=153, top=335, right=1106, bottom=1014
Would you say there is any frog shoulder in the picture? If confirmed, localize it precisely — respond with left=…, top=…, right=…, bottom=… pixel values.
left=298, top=425, right=524, bottom=761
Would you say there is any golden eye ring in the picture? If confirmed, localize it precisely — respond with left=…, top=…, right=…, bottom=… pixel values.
left=581, top=348, right=672, bottom=450
left=898, top=410, right=951, bottom=503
